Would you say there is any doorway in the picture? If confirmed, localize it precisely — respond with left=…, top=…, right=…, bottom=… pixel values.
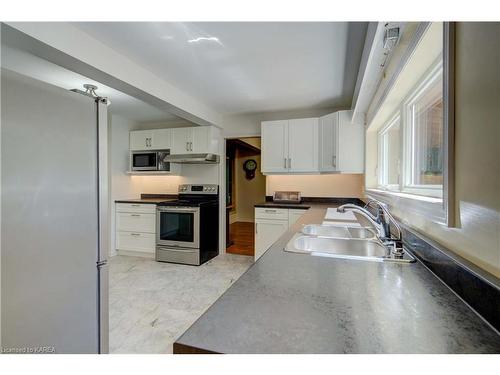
left=225, top=137, right=266, bottom=256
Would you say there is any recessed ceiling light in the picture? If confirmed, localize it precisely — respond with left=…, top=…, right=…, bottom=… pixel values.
left=160, top=35, right=174, bottom=40
left=187, top=36, right=222, bottom=45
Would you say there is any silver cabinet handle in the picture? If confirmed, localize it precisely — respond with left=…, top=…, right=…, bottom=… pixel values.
left=130, top=233, right=141, bottom=236
left=190, top=142, right=193, bottom=151
left=284, top=158, right=287, bottom=169
left=186, top=142, right=189, bottom=151
left=131, top=204, right=140, bottom=207
left=130, top=214, right=140, bottom=217
left=255, top=223, right=258, bottom=234
left=288, top=158, right=291, bottom=169
left=265, top=209, right=277, bottom=213
left=333, top=155, right=337, bottom=168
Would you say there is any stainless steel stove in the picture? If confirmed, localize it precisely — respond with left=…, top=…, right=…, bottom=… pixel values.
left=156, top=184, right=219, bottom=265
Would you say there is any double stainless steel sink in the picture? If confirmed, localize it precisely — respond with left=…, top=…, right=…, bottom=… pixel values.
left=285, top=223, right=415, bottom=263
left=301, top=224, right=377, bottom=240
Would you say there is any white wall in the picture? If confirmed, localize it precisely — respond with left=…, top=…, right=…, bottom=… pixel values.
left=266, top=174, right=365, bottom=198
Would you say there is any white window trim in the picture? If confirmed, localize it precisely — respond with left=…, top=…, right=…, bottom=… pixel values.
left=368, top=23, right=455, bottom=227
left=402, top=60, right=444, bottom=198
left=376, top=58, right=444, bottom=199
left=377, top=112, right=401, bottom=191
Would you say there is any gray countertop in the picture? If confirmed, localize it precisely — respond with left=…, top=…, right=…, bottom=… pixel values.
left=175, top=206, right=500, bottom=353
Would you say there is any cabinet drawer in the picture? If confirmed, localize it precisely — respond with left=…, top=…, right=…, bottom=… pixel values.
left=255, top=207, right=289, bottom=220
left=116, top=203, right=156, bottom=214
left=116, top=231, right=155, bottom=253
left=116, top=212, right=155, bottom=233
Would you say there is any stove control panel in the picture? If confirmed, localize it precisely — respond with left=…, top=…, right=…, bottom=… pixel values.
left=178, top=184, right=219, bottom=195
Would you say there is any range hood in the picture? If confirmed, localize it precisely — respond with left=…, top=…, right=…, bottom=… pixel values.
left=164, top=153, right=220, bottom=164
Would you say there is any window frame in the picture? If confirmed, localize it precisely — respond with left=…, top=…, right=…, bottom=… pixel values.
left=368, top=22, right=455, bottom=227
left=377, top=113, right=401, bottom=192
left=377, top=59, right=444, bottom=199
left=402, top=60, right=444, bottom=198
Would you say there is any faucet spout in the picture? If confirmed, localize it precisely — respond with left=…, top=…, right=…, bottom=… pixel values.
left=337, top=204, right=387, bottom=238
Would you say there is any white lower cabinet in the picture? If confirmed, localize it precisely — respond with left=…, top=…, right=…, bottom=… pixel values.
left=115, top=203, right=156, bottom=255
left=116, top=232, right=155, bottom=254
left=255, top=218, right=289, bottom=261
left=254, top=207, right=307, bottom=261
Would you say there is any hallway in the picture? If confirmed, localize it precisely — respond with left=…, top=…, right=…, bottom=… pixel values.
left=226, top=222, right=255, bottom=257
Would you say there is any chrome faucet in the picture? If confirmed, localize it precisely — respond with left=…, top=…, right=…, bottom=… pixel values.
left=337, top=199, right=402, bottom=242
left=337, top=204, right=388, bottom=238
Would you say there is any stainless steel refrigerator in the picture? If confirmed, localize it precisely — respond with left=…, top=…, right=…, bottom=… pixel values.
left=1, top=69, right=109, bottom=353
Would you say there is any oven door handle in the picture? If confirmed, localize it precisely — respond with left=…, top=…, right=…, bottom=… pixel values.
left=159, top=247, right=197, bottom=253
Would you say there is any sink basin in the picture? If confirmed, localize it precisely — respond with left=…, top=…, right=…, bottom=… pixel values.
left=302, top=224, right=376, bottom=239
left=285, top=234, right=415, bottom=263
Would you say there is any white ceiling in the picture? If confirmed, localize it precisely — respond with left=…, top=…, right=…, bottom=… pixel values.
left=1, top=44, right=183, bottom=123
left=73, top=22, right=368, bottom=115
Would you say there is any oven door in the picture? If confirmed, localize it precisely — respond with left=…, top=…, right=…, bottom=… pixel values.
left=131, top=151, right=158, bottom=171
left=156, top=206, right=200, bottom=249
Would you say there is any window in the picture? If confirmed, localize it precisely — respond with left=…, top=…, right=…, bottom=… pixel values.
left=378, top=115, right=401, bottom=190
left=404, top=63, right=443, bottom=197
left=367, top=22, right=454, bottom=226
left=377, top=60, right=443, bottom=198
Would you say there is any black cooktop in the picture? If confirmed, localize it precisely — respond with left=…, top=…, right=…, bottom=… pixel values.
left=157, top=197, right=218, bottom=207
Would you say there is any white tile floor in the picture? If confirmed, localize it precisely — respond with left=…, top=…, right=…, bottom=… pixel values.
left=109, top=253, right=253, bottom=353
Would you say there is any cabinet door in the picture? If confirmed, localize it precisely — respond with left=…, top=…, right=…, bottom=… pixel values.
left=319, top=112, right=339, bottom=172
left=261, top=120, right=288, bottom=173
left=254, top=219, right=289, bottom=261
left=116, top=212, right=156, bottom=234
left=171, top=127, right=192, bottom=154
left=288, top=209, right=306, bottom=228
left=130, top=130, right=153, bottom=150
left=117, top=232, right=155, bottom=253
left=191, top=126, right=210, bottom=153
left=288, top=118, right=319, bottom=172
left=337, top=110, right=365, bottom=173
left=151, top=128, right=172, bottom=150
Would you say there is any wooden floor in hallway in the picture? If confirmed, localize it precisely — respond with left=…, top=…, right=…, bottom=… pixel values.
left=226, top=221, right=255, bottom=257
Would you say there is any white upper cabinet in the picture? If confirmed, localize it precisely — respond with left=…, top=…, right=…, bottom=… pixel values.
left=130, top=129, right=171, bottom=150
left=261, top=111, right=363, bottom=175
left=171, top=127, right=192, bottom=154
left=171, top=126, right=218, bottom=154
left=261, top=120, right=288, bottom=173
left=319, top=110, right=364, bottom=174
left=130, top=130, right=153, bottom=150
left=131, top=126, right=219, bottom=154
left=191, top=126, right=211, bottom=153
left=288, top=118, right=318, bottom=173
left=151, top=128, right=172, bottom=150
left=261, top=118, right=318, bottom=174
left=336, top=111, right=364, bottom=173
left=319, top=112, right=339, bottom=172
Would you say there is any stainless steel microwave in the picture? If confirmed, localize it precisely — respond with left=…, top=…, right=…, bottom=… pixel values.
left=130, top=150, right=171, bottom=171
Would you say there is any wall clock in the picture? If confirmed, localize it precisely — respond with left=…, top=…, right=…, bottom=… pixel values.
left=243, top=159, right=257, bottom=180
